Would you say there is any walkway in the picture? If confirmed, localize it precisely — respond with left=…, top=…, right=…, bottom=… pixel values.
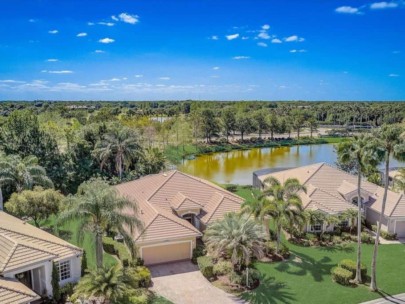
left=361, top=293, right=405, bottom=304
left=149, top=261, right=245, bottom=304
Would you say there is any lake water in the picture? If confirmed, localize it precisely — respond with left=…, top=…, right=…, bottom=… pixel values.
left=178, top=144, right=403, bottom=185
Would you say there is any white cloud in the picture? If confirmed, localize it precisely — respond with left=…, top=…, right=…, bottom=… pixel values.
left=213, top=67, right=220, bottom=70
left=370, top=1, right=398, bottom=9
left=94, top=50, right=105, bottom=53
left=159, top=77, right=171, bottom=80
left=118, top=13, right=139, bottom=24
left=290, top=49, right=307, bottom=53
left=258, top=32, right=270, bottom=39
left=99, top=38, right=115, bottom=44
left=135, top=74, right=143, bottom=78
left=233, top=56, right=250, bottom=60
left=257, top=42, right=268, bottom=47
left=271, top=38, right=282, bottom=44
left=262, top=24, right=270, bottom=30
left=284, top=35, right=305, bottom=42
left=0, top=79, right=26, bottom=84
left=241, top=36, right=249, bottom=40
left=111, top=15, right=119, bottom=21
left=389, top=73, right=399, bottom=77
left=210, top=35, right=219, bottom=40
left=110, top=78, right=121, bottom=82
left=28, top=19, right=36, bottom=23
left=335, top=6, right=360, bottom=14
left=48, top=30, right=58, bottom=34
left=42, top=70, right=74, bottom=74
left=226, top=33, right=239, bottom=40
left=47, top=59, right=58, bottom=62
left=98, top=22, right=115, bottom=26
left=77, top=32, right=87, bottom=37
left=88, top=22, right=95, bottom=26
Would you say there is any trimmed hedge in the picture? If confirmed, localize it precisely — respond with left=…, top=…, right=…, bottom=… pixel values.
left=197, top=256, right=214, bottom=279
left=103, top=237, right=132, bottom=266
left=331, top=267, right=353, bottom=286
left=192, top=244, right=206, bottom=264
left=360, top=232, right=373, bottom=244
left=339, top=259, right=367, bottom=279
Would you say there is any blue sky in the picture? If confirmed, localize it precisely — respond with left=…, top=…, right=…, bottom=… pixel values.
left=0, top=0, right=404, bottom=101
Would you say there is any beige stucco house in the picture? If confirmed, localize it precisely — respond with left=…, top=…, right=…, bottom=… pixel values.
left=115, top=170, right=243, bottom=265
left=0, top=211, right=82, bottom=304
left=253, top=163, right=405, bottom=237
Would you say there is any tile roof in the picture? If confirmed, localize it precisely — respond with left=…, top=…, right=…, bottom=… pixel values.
left=0, top=277, right=40, bottom=304
left=257, top=163, right=405, bottom=217
left=115, top=171, right=243, bottom=242
left=0, top=211, right=82, bottom=274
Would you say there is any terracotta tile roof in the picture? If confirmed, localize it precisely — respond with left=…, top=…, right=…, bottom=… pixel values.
left=0, top=211, right=82, bottom=271
left=115, top=171, right=243, bottom=242
left=0, top=277, right=40, bottom=304
left=257, top=163, right=405, bottom=217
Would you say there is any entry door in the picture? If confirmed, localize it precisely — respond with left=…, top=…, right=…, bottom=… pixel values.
left=15, top=270, right=33, bottom=289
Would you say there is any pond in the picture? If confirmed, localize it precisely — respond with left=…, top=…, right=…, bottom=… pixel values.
left=178, top=144, right=403, bottom=185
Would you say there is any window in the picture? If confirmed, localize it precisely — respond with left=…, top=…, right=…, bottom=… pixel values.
left=339, top=220, right=349, bottom=227
left=311, top=223, right=322, bottom=232
left=57, top=261, right=71, bottom=281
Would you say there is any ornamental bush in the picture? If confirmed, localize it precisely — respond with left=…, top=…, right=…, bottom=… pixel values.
left=197, top=256, right=214, bottom=279
left=331, top=267, right=353, bottom=286
left=241, top=268, right=261, bottom=287
left=213, top=260, right=233, bottom=276
left=339, top=259, right=367, bottom=279
left=361, top=232, right=373, bottom=244
left=192, top=244, right=206, bottom=264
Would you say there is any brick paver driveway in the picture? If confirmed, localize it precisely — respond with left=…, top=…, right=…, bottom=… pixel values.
left=149, top=261, right=246, bottom=304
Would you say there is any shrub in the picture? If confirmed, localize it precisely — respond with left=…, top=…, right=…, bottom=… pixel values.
left=339, top=259, right=367, bottom=279
left=225, top=184, right=238, bottom=193
left=331, top=267, right=353, bottom=286
left=305, top=233, right=317, bottom=242
left=60, top=282, right=76, bottom=301
left=197, top=256, right=214, bottom=279
left=279, top=243, right=290, bottom=258
left=361, top=232, right=373, bottom=244
left=241, top=268, right=261, bottom=287
left=103, top=237, right=132, bottom=265
left=192, top=244, right=206, bottom=264
left=102, top=241, right=117, bottom=255
left=341, top=232, right=351, bottom=241
left=125, top=266, right=152, bottom=288
left=229, top=271, right=243, bottom=285
left=124, top=288, right=149, bottom=304
left=213, top=260, right=233, bottom=276
left=265, top=241, right=276, bottom=255
left=381, top=230, right=397, bottom=240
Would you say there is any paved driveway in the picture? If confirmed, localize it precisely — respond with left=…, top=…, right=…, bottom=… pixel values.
left=149, top=261, right=245, bottom=304
left=361, top=293, right=405, bottom=304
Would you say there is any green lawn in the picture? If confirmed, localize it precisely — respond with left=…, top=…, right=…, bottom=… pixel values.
left=150, top=295, right=174, bottom=304
left=242, top=242, right=405, bottom=304
left=39, top=215, right=117, bottom=269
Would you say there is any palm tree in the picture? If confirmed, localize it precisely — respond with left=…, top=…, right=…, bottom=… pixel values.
left=203, top=213, right=266, bottom=270
left=141, top=147, right=166, bottom=175
left=0, top=154, right=53, bottom=208
left=370, top=125, right=405, bottom=291
left=337, top=134, right=381, bottom=284
left=259, top=177, right=306, bottom=254
left=58, top=179, right=143, bottom=268
left=393, top=168, right=405, bottom=194
left=71, top=265, right=129, bottom=304
left=340, top=208, right=358, bottom=234
left=305, top=210, right=326, bottom=236
left=94, top=127, right=142, bottom=180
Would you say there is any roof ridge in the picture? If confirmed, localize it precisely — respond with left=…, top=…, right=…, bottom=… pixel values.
left=203, top=192, right=225, bottom=224
left=313, top=186, right=351, bottom=204
left=0, top=234, right=18, bottom=273
left=135, top=212, right=159, bottom=241
left=175, top=171, right=243, bottom=201
left=147, top=171, right=177, bottom=201
left=389, top=193, right=404, bottom=217
left=0, top=226, right=81, bottom=253
left=177, top=194, right=204, bottom=208
left=302, top=163, right=325, bottom=185
left=115, top=170, right=176, bottom=187
left=157, top=208, right=202, bottom=235
left=0, top=278, right=40, bottom=298
left=309, top=200, right=336, bottom=214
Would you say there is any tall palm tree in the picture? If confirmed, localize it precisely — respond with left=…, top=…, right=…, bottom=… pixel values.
left=203, top=213, right=266, bottom=270
left=259, top=177, right=306, bottom=254
left=393, top=168, right=405, bottom=194
left=141, top=147, right=166, bottom=175
left=94, top=127, right=142, bottom=180
left=370, top=125, right=405, bottom=291
left=337, top=134, right=381, bottom=284
left=71, top=265, right=129, bottom=304
left=0, top=154, right=53, bottom=208
left=58, top=179, right=143, bottom=268
left=340, top=208, right=358, bottom=234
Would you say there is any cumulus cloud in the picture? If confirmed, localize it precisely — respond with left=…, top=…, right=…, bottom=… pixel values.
left=99, top=38, right=115, bottom=44
left=213, top=67, right=220, bottom=70
left=42, top=70, right=74, bottom=74
left=47, top=59, right=58, bottom=62
left=111, top=15, right=119, bottom=21
left=262, top=24, right=270, bottom=30
left=271, top=38, right=282, bottom=44
left=77, top=32, right=87, bottom=37
left=389, top=73, right=400, bottom=77
left=370, top=1, right=398, bottom=9
left=335, top=6, right=360, bottom=14
left=210, top=35, right=219, bottom=40
left=284, top=35, right=305, bottom=42
left=94, top=50, right=105, bottom=53
left=48, top=30, right=58, bottom=34
left=118, top=13, right=139, bottom=24
left=226, top=33, right=240, bottom=40
left=28, top=19, right=36, bottom=23
left=233, top=56, right=250, bottom=60
left=135, top=74, right=143, bottom=78
left=241, top=36, right=249, bottom=40
left=290, top=49, right=307, bottom=53
left=98, top=22, right=115, bottom=26
left=258, top=32, right=270, bottom=39
left=257, top=42, right=268, bottom=47
left=88, top=22, right=95, bottom=26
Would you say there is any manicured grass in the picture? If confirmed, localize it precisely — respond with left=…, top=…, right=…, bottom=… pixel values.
left=242, top=242, right=405, bottom=304
left=150, top=295, right=174, bottom=304
left=39, top=216, right=117, bottom=269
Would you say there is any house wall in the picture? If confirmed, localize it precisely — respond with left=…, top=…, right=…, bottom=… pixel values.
left=56, top=256, right=82, bottom=287
left=394, top=219, right=405, bottom=237
left=366, top=207, right=389, bottom=231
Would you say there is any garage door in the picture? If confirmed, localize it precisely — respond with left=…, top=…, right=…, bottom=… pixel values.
left=141, top=241, right=191, bottom=265
left=395, top=221, right=405, bottom=238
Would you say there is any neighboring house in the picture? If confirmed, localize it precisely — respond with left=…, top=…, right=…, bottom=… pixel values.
left=115, top=170, right=243, bottom=265
left=253, top=163, right=405, bottom=237
left=0, top=211, right=82, bottom=304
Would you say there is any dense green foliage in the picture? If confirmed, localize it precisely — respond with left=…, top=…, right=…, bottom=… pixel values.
left=331, top=267, right=353, bottom=286
left=197, top=256, right=214, bottom=279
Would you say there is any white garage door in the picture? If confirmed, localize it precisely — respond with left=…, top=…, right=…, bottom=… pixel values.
left=395, top=221, right=405, bottom=238
left=141, top=241, right=192, bottom=265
